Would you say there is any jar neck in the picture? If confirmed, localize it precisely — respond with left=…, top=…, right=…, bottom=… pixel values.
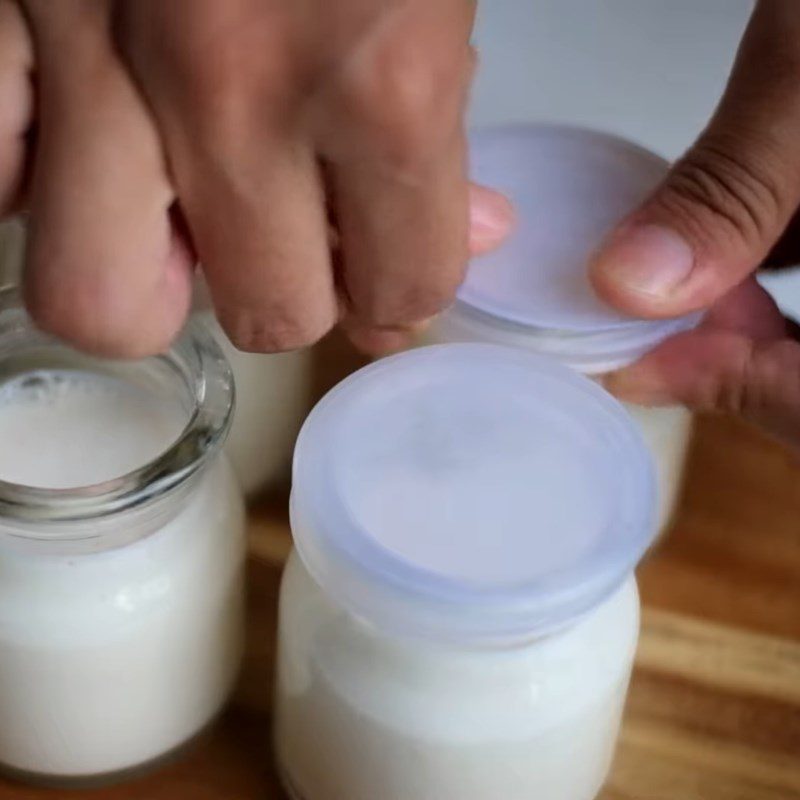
left=0, top=469, right=209, bottom=556
left=292, top=549, right=629, bottom=651
left=0, top=287, right=234, bottom=533
left=290, top=493, right=641, bottom=649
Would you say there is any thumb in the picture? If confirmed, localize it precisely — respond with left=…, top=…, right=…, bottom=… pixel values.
left=591, top=0, right=800, bottom=319
left=468, top=183, right=515, bottom=256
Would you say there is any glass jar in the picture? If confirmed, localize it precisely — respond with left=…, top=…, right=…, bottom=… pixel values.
left=193, top=281, right=313, bottom=498
left=275, top=344, right=657, bottom=800
left=0, top=229, right=313, bottom=500
left=424, top=124, right=698, bottom=534
left=0, top=288, right=246, bottom=786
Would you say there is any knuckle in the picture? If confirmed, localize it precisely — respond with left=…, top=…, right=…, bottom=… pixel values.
left=726, top=339, right=800, bottom=421
left=190, top=36, right=292, bottom=104
left=713, top=338, right=756, bottom=416
left=132, top=12, right=295, bottom=141
left=336, top=47, right=463, bottom=172
left=661, top=139, right=786, bottom=246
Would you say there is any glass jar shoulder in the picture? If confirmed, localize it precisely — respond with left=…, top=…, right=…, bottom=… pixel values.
left=277, top=551, right=639, bottom=740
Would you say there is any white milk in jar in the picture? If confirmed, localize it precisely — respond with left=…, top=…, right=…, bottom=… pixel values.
left=425, top=125, right=698, bottom=534
left=275, top=344, right=658, bottom=800
left=193, top=282, right=313, bottom=497
left=0, top=290, right=246, bottom=785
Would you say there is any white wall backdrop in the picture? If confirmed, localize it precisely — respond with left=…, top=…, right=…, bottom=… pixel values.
left=470, top=1, right=800, bottom=318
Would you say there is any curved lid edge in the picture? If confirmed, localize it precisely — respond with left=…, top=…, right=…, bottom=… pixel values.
left=290, top=343, right=657, bottom=643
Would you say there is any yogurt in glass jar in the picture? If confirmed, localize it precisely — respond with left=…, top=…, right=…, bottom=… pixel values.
left=0, top=288, right=246, bottom=786
left=424, top=125, right=698, bottom=535
left=275, top=344, right=658, bottom=800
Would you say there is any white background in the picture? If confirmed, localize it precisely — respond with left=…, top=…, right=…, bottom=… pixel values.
left=470, top=0, right=800, bottom=317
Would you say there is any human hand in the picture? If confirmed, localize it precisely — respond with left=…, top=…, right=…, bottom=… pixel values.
left=590, top=0, right=800, bottom=448
left=0, top=0, right=512, bottom=357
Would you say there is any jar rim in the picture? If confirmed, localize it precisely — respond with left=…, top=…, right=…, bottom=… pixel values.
left=0, top=287, right=234, bottom=525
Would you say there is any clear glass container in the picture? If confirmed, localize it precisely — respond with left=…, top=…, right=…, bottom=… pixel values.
left=275, top=344, right=658, bottom=800
left=0, top=288, right=246, bottom=786
left=424, top=124, right=698, bottom=534
left=193, top=281, right=313, bottom=498
left=0, top=228, right=313, bottom=499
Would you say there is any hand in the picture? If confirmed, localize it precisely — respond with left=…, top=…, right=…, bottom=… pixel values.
left=590, top=0, right=800, bottom=449
left=0, top=0, right=513, bottom=357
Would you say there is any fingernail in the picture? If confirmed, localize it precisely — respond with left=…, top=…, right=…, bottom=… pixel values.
left=469, top=187, right=515, bottom=255
left=592, top=224, right=694, bottom=299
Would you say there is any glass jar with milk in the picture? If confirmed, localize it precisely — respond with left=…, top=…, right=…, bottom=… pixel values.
left=424, top=125, right=698, bottom=535
left=0, top=224, right=313, bottom=500
left=0, top=288, right=246, bottom=786
left=275, top=344, right=658, bottom=800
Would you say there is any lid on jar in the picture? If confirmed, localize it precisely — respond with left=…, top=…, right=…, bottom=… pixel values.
left=291, top=344, right=656, bottom=643
left=450, top=124, right=698, bottom=373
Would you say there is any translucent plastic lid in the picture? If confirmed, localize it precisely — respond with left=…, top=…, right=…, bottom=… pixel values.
left=291, top=344, right=656, bottom=643
left=451, top=125, right=698, bottom=372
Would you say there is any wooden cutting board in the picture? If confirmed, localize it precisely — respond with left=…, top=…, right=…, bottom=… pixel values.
left=2, top=338, right=799, bottom=800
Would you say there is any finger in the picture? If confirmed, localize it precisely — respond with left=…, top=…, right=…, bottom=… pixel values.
left=699, top=277, right=788, bottom=342
left=602, top=280, right=800, bottom=447
left=590, top=0, right=800, bottom=319
left=467, top=183, right=515, bottom=256
left=119, top=1, right=337, bottom=353
left=345, top=183, right=514, bottom=355
left=177, top=142, right=335, bottom=353
left=0, top=0, right=33, bottom=213
left=608, top=331, right=800, bottom=450
left=603, top=279, right=787, bottom=403
left=20, top=0, right=192, bottom=358
left=321, top=0, right=476, bottom=334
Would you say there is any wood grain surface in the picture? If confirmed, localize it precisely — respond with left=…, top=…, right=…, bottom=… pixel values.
left=1, top=336, right=798, bottom=800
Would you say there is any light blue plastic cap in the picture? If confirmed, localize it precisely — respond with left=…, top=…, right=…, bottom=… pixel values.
left=447, top=125, right=699, bottom=373
left=290, top=344, right=657, bottom=643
